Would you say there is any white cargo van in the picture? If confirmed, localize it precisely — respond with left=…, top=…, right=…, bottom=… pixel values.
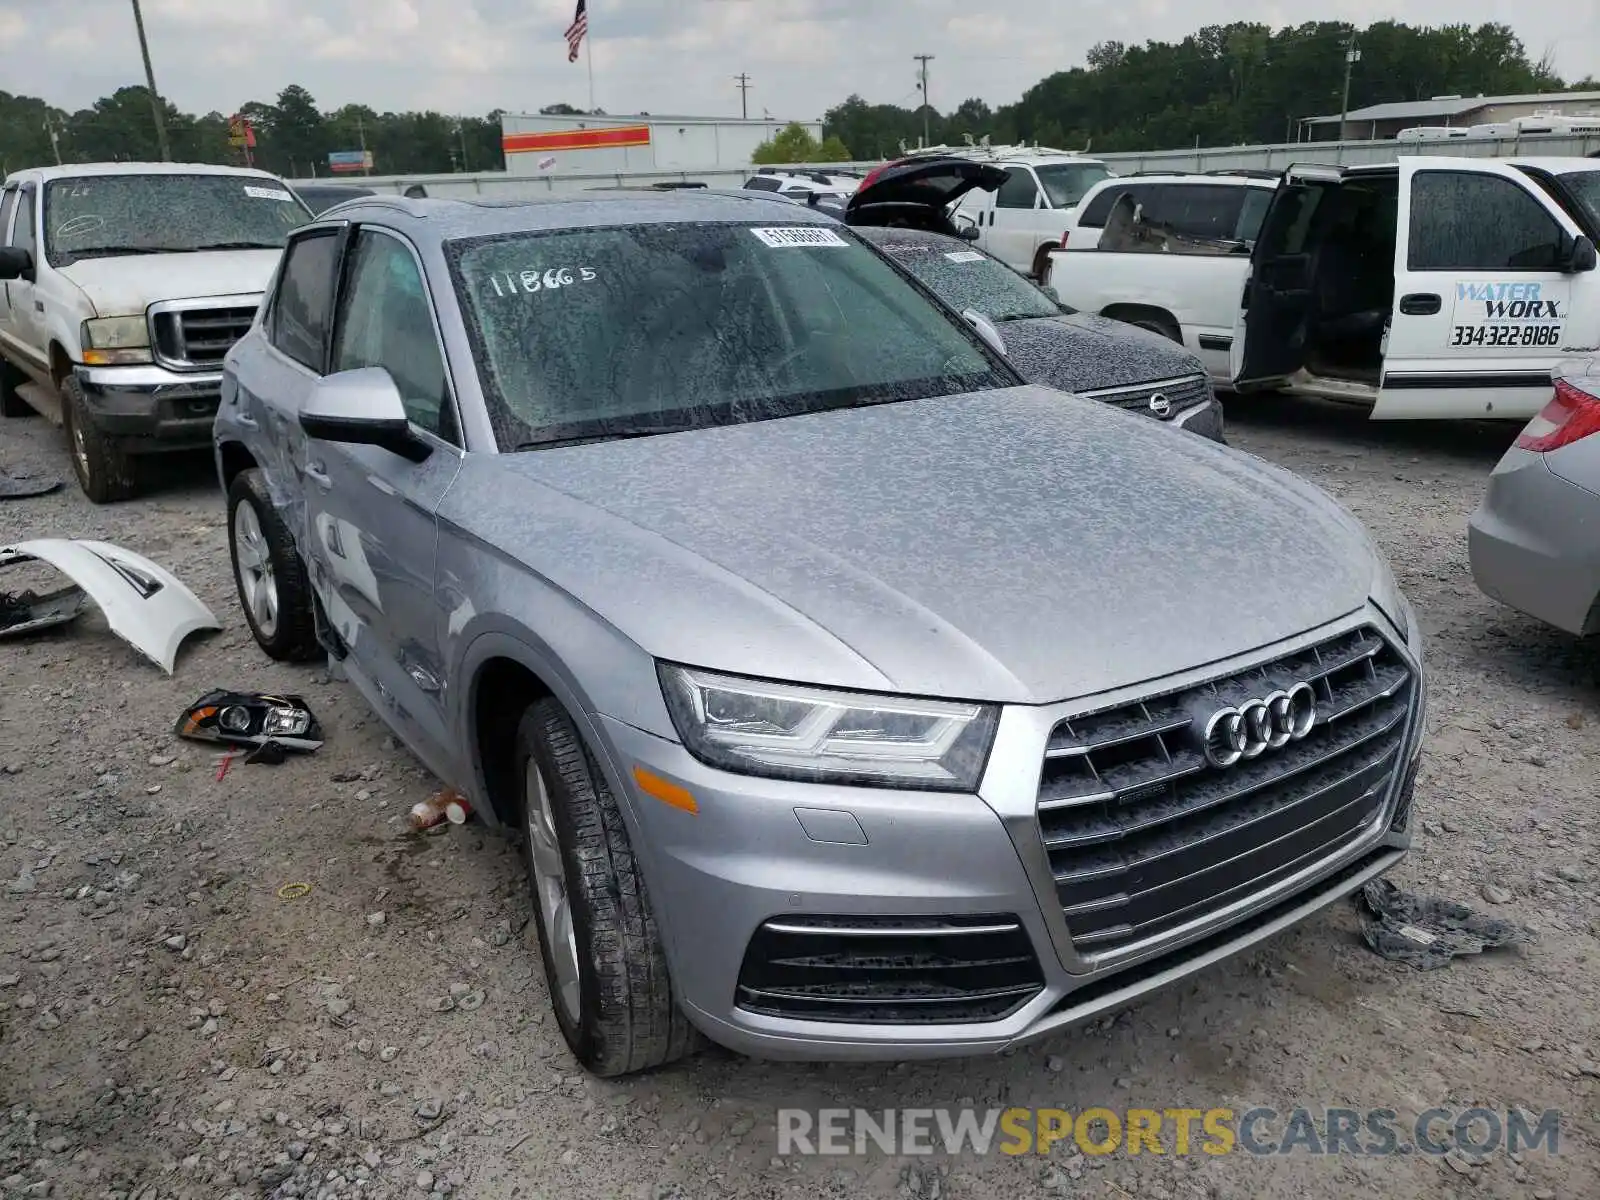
left=1233, top=156, right=1600, bottom=420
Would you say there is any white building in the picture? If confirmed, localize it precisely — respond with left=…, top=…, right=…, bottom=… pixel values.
left=500, top=112, right=825, bottom=177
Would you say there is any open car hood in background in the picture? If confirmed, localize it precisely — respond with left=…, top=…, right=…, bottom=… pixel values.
left=0, top=539, right=219, bottom=673
left=845, top=157, right=1007, bottom=227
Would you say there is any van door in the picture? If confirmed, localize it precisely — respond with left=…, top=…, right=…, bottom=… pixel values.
left=1232, top=164, right=1345, bottom=388
left=988, top=166, right=1046, bottom=272
left=1375, top=158, right=1596, bottom=420
left=952, top=185, right=996, bottom=246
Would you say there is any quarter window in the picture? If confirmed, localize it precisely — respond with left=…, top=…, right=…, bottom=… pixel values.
left=1409, top=171, right=1565, bottom=271
left=995, top=167, right=1041, bottom=210
left=269, top=230, right=341, bottom=372
left=332, top=229, right=456, bottom=443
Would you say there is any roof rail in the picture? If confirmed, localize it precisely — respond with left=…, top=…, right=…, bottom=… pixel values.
left=893, top=140, right=1095, bottom=162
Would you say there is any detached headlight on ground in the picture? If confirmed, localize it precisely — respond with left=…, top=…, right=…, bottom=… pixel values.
left=658, top=664, right=999, bottom=791
left=80, top=316, right=153, bottom=366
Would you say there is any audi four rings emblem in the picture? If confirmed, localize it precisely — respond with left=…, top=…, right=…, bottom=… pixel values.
left=1147, top=392, right=1172, bottom=416
left=1202, top=682, right=1318, bottom=768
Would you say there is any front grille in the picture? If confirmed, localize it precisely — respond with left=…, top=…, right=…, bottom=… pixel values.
left=151, top=305, right=257, bottom=370
left=735, top=915, right=1045, bottom=1024
left=1086, top=373, right=1211, bottom=421
left=1037, top=626, right=1414, bottom=957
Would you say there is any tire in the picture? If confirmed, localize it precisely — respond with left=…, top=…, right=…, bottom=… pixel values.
left=1031, top=244, right=1056, bottom=284
left=226, top=468, right=320, bottom=661
left=0, top=358, right=32, bottom=418
left=517, top=697, right=696, bottom=1077
left=60, top=375, right=138, bottom=502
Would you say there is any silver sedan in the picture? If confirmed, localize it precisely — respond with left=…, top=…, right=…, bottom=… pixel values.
left=1470, top=360, right=1600, bottom=634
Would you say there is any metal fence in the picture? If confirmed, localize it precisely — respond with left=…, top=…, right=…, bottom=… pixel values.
left=290, top=131, right=1600, bottom=199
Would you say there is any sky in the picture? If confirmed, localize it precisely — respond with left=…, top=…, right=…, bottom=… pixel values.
left=0, top=0, right=1596, bottom=123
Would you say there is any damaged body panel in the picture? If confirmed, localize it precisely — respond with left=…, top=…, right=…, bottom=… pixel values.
left=0, top=539, right=219, bottom=672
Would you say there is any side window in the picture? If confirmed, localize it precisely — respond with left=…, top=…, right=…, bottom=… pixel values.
left=270, top=230, right=341, bottom=372
left=331, top=229, right=456, bottom=444
left=1233, top=188, right=1274, bottom=244
left=995, top=167, right=1042, bottom=211
left=744, top=177, right=780, bottom=192
left=1079, top=184, right=1153, bottom=229
left=11, top=189, right=36, bottom=258
left=1409, top=171, right=1565, bottom=272
left=1163, top=185, right=1247, bottom=243
left=0, top=189, right=17, bottom=245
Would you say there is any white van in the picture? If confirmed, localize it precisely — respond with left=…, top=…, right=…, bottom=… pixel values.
left=928, top=144, right=1113, bottom=278
left=1233, top=156, right=1600, bottom=420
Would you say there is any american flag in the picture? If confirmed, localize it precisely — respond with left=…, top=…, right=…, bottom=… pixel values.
left=565, top=0, right=588, bottom=62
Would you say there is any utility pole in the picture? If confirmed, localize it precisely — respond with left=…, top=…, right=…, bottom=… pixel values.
left=357, top=113, right=370, bottom=176
left=43, top=117, right=62, bottom=165
left=913, top=54, right=935, bottom=148
left=129, top=0, right=172, bottom=161
left=1337, top=31, right=1361, bottom=162
left=734, top=74, right=752, bottom=121
left=458, top=122, right=470, bottom=172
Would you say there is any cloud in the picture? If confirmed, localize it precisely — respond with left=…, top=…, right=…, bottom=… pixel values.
left=0, top=0, right=1593, bottom=124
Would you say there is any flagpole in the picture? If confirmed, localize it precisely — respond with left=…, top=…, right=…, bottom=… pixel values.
left=584, top=20, right=596, bottom=113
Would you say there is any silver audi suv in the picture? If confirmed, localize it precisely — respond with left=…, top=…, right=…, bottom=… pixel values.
left=213, top=189, right=1426, bottom=1076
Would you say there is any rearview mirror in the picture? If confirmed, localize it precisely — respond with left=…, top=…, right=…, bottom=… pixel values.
left=299, top=368, right=431, bottom=463
left=0, top=246, right=32, bottom=281
left=1563, top=233, right=1597, bottom=274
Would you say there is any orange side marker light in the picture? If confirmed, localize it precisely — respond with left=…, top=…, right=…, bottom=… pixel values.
left=633, top=767, right=698, bottom=815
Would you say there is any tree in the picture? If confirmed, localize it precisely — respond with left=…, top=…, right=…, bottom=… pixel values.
left=752, top=122, right=820, bottom=164
left=540, top=103, right=585, bottom=115
left=817, top=135, right=851, bottom=161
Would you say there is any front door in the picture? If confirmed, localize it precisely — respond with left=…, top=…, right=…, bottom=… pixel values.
left=1, top=184, right=48, bottom=384
left=1374, top=158, right=1596, bottom=420
left=306, top=225, right=464, bottom=778
left=1232, top=164, right=1345, bottom=388
left=988, top=166, right=1045, bottom=271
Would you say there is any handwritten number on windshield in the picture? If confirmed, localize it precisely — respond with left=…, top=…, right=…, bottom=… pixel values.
left=488, top=267, right=598, bottom=297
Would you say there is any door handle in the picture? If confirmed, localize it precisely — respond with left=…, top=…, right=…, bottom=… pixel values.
left=305, top=462, right=333, bottom=489
left=1399, top=293, right=1441, bottom=316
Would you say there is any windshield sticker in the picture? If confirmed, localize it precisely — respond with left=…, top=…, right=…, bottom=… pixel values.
left=944, top=251, right=985, bottom=263
left=487, top=267, right=598, bottom=297
left=244, top=186, right=294, bottom=202
left=1447, top=280, right=1569, bottom=350
left=749, top=227, right=848, bottom=249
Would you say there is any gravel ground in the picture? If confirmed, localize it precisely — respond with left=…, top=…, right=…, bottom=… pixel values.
left=0, top=396, right=1596, bottom=1200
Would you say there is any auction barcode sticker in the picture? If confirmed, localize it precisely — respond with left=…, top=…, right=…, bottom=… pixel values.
left=944, top=251, right=985, bottom=263
left=244, top=186, right=294, bottom=201
left=749, top=226, right=848, bottom=248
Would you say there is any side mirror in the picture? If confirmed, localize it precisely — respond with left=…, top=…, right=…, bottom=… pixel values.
left=1563, top=233, right=1597, bottom=274
left=299, top=367, right=430, bottom=463
left=961, top=308, right=1007, bottom=358
left=959, top=224, right=981, bottom=242
left=0, top=246, right=32, bottom=281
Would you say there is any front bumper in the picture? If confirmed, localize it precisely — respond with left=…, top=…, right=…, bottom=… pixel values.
left=73, top=363, right=222, bottom=448
left=602, top=611, right=1420, bottom=1061
left=1172, top=398, right=1226, bottom=443
left=1468, top=445, right=1600, bottom=636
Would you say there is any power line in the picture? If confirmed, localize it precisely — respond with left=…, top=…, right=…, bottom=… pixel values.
left=913, top=53, right=935, bottom=146
left=734, top=73, right=752, bottom=120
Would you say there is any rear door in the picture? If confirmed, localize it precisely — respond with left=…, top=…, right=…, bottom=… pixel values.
left=1232, top=164, right=1345, bottom=388
left=1375, top=158, right=1593, bottom=420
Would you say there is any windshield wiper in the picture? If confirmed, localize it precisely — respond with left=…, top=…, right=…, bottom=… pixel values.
left=187, top=241, right=285, bottom=251
left=515, top=424, right=698, bottom=451
left=57, top=246, right=170, bottom=261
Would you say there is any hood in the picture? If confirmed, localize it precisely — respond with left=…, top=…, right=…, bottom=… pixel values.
left=57, top=249, right=281, bottom=317
left=445, top=386, right=1376, bottom=705
left=846, top=157, right=1007, bottom=228
left=995, top=312, right=1205, bottom=393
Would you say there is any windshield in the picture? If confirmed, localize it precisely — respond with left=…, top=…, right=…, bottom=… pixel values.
left=449, top=222, right=1014, bottom=449
left=1559, top=170, right=1600, bottom=230
left=43, top=174, right=310, bottom=266
left=878, top=242, right=1060, bottom=322
left=1036, top=163, right=1113, bottom=209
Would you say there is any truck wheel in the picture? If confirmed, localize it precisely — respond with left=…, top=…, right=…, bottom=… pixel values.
left=517, top=696, right=696, bottom=1077
left=1031, top=245, right=1056, bottom=284
left=226, top=468, right=320, bottom=661
left=0, top=359, right=32, bottom=418
left=60, top=375, right=138, bottom=503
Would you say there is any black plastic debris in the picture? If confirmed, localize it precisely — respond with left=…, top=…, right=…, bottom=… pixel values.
left=175, top=690, right=324, bottom=753
left=0, top=584, right=87, bottom=638
left=0, top=468, right=61, bottom=500
left=1355, top=878, right=1536, bottom=970
left=244, top=740, right=290, bottom=766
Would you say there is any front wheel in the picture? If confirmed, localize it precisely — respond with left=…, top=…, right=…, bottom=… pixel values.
left=60, top=375, right=137, bottom=502
left=517, top=697, right=696, bottom=1076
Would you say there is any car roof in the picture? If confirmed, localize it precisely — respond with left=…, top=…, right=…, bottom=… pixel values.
left=852, top=225, right=976, bottom=253
left=3, top=161, right=288, bottom=185
left=1505, top=157, right=1600, bottom=174
left=1085, top=173, right=1277, bottom=189
left=315, top=189, right=838, bottom=239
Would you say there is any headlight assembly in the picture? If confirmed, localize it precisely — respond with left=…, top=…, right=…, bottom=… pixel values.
left=81, top=316, right=153, bottom=366
left=658, top=664, right=999, bottom=791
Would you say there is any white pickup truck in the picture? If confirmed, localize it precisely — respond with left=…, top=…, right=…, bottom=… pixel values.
left=0, top=161, right=310, bottom=500
left=1051, top=157, right=1600, bottom=420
